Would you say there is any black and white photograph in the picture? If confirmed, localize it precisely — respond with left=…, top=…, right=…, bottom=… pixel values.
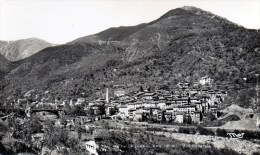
left=0, top=0, right=260, bottom=154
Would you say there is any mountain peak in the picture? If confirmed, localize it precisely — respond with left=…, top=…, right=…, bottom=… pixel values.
left=180, top=6, right=203, bottom=11
left=0, top=37, right=53, bottom=61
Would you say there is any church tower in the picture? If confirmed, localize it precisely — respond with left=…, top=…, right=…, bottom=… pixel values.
left=106, top=88, right=109, bottom=104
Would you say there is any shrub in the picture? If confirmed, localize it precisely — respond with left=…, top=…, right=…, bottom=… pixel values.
left=216, top=129, right=227, bottom=137
left=197, top=126, right=215, bottom=136
left=178, top=127, right=196, bottom=134
left=178, top=127, right=191, bottom=134
left=116, top=115, right=122, bottom=120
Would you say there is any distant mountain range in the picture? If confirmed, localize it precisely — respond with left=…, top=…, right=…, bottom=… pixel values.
left=0, top=6, right=259, bottom=105
left=0, top=38, right=53, bottom=61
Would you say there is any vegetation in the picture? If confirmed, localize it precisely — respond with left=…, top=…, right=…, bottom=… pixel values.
left=96, top=125, right=244, bottom=155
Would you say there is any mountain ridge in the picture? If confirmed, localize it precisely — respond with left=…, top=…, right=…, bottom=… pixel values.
left=0, top=6, right=259, bottom=107
left=0, top=38, right=54, bottom=61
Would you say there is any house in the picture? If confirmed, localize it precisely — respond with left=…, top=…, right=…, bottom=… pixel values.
left=148, top=101, right=158, bottom=107
left=157, top=111, right=164, bottom=121
left=85, top=140, right=98, bottom=155
left=193, top=82, right=200, bottom=88
left=165, top=101, right=173, bottom=107
left=176, top=105, right=196, bottom=114
left=172, top=98, right=188, bottom=106
left=75, top=98, right=86, bottom=105
left=143, top=107, right=151, bottom=115
left=70, top=99, right=78, bottom=106
left=189, top=97, right=201, bottom=104
left=35, top=111, right=58, bottom=121
left=128, top=108, right=136, bottom=119
left=209, top=105, right=218, bottom=114
left=134, top=92, right=145, bottom=99
left=128, top=102, right=136, bottom=109
left=89, top=104, right=100, bottom=115
left=118, top=105, right=128, bottom=117
left=194, top=101, right=203, bottom=112
left=158, top=99, right=166, bottom=109
left=151, top=107, right=160, bottom=116
left=164, top=112, right=172, bottom=122
left=75, top=116, right=92, bottom=125
left=199, top=76, right=213, bottom=85
left=166, top=106, right=173, bottom=114
left=135, top=101, right=143, bottom=108
left=94, top=116, right=102, bottom=121
left=175, top=112, right=185, bottom=123
left=17, top=98, right=28, bottom=106
left=106, top=105, right=116, bottom=116
left=190, top=111, right=202, bottom=123
left=177, top=82, right=189, bottom=88
left=134, top=111, right=143, bottom=121
left=201, top=100, right=209, bottom=113
left=142, top=93, right=156, bottom=100
left=114, top=89, right=126, bottom=97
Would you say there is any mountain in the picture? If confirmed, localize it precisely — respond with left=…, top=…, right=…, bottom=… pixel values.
left=69, top=23, right=148, bottom=44
left=0, top=41, right=8, bottom=49
left=0, top=6, right=260, bottom=105
left=0, top=53, right=9, bottom=80
left=0, top=53, right=8, bottom=65
left=0, top=38, right=54, bottom=61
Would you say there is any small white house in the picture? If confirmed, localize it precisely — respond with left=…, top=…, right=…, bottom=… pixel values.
left=118, top=105, right=129, bottom=117
left=85, top=140, right=98, bottom=155
left=175, top=112, right=185, bottom=123
left=114, top=90, right=126, bottom=97
left=75, top=98, right=86, bottom=105
left=199, top=76, right=213, bottom=85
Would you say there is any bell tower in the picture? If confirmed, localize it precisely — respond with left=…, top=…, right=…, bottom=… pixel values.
left=106, top=88, right=109, bottom=104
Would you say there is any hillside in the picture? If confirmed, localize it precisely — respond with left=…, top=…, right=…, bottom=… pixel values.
left=218, top=104, right=258, bottom=130
left=0, top=54, right=9, bottom=83
left=0, top=41, right=8, bottom=49
left=0, top=42, right=127, bottom=101
left=0, top=6, right=260, bottom=105
left=0, top=38, right=53, bottom=61
left=69, top=23, right=148, bottom=44
left=0, top=53, right=8, bottom=70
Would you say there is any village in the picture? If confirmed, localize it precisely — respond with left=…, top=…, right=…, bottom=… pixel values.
left=0, top=76, right=228, bottom=125
left=0, top=76, right=230, bottom=154
left=1, top=76, right=227, bottom=124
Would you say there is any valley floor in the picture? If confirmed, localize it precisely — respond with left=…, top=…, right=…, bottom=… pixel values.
left=153, top=131, right=260, bottom=155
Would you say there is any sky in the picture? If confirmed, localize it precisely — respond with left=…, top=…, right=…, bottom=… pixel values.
left=0, top=0, right=260, bottom=44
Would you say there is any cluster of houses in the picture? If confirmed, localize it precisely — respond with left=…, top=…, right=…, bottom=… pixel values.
left=4, top=76, right=225, bottom=126
left=109, top=76, right=225, bottom=124
left=80, top=76, right=226, bottom=124
left=115, top=89, right=226, bottom=124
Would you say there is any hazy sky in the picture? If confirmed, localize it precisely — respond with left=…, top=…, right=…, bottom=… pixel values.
left=0, top=0, right=260, bottom=44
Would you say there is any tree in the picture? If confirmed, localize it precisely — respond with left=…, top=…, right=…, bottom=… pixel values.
left=75, top=125, right=85, bottom=140
left=140, top=86, right=144, bottom=92
left=109, top=108, right=116, bottom=116
left=64, top=103, right=72, bottom=115
left=216, top=129, right=227, bottom=137
left=205, top=112, right=216, bottom=121
left=59, top=115, right=68, bottom=129
left=42, top=120, right=80, bottom=154
left=71, top=105, right=86, bottom=116
left=85, top=108, right=94, bottom=116
left=184, top=115, right=192, bottom=124
left=98, top=104, right=106, bottom=116
left=21, top=116, right=42, bottom=145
